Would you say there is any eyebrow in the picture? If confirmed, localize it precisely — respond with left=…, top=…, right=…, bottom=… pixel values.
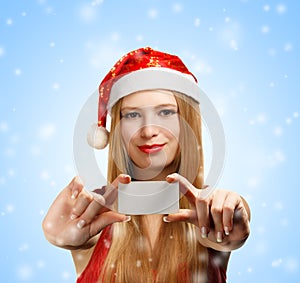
left=121, top=103, right=178, bottom=112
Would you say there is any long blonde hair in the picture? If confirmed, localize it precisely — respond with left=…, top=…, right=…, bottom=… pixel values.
left=101, top=91, right=208, bottom=283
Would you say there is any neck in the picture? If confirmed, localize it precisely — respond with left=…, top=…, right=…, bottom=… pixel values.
left=143, top=214, right=163, bottom=249
left=130, top=163, right=177, bottom=181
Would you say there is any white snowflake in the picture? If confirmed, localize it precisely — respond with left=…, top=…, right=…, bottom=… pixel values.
left=193, top=60, right=213, bottom=74
left=17, top=265, right=33, bottom=280
left=284, top=42, right=293, bottom=52
left=276, top=4, right=287, bottom=14
left=4, top=147, right=16, bottom=157
left=284, top=257, right=298, bottom=273
left=273, top=201, right=284, bottom=211
left=247, top=177, right=260, bottom=188
left=62, top=271, right=71, bottom=280
left=256, top=113, right=267, bottom=124
left=136, top=34, right=144, bottom=42
left=14, top=68, right=22, bottom=76
left=40, top=170, right=50, bottom=180
left=268, top=48, right=277, bottom=56
left=0, top=46, right=5, bottom=57
left=148, top=9, right=158, bottom=19
left=263, top=5, right=270, bottom=12
left=36, top=260, right=45, bottom=269
left=38, top=123, right=56, bottom=140
left=111, top=32, right=120, bottom=42
left=269, top=81, right=275, bottom=87
left=268, top=150, right=286, bottom=167
left=91, top=0, right=103, bottom=6
left=6, top=18, right=13, bottom=25
left=6, top=204, right=15, bottom=213
left=52, top=82, right=60, bottom=90
left=261, top=25, right=270, bottom=34
left=79, top=4, right=97, bottom=23
left=172, top=3, right=182, bottom=13
left=273, top=126, right=283, bottom=137
left=30, top=145, right=41, bottom=156
left=256, top=225, right=266, bottom=235
left=0, top=177, right=5, bottom=185
left=194, top=18, right=201, bottom=27
left=271, top=258, right=283, bottom=267
left=280, top=218, right=289, bottom=227
left=0, top=121, right=8, bottom=132
left=18, top=243, right=29, bottom=252
left=285, top=117, right=292, bottom=124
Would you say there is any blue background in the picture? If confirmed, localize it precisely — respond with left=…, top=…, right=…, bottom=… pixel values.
left=0, top=0, right=299, bottom=282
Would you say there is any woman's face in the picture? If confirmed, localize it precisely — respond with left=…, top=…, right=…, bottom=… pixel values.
left=120, top=90, right=180, bottom=176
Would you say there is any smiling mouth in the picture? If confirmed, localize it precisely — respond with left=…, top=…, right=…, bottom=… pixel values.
left=138, top=144, right=165, bottom=154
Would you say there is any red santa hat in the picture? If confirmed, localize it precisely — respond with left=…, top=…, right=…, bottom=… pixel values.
left=87, top=47, right=201, bottom=149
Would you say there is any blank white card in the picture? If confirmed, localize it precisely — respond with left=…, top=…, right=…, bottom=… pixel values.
left=118, top=181, right=179, bottom=215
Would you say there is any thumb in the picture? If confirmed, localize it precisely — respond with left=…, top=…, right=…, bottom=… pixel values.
left=89, top=211, right=131, bottom=237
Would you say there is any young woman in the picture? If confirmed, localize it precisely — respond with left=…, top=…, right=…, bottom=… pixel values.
left=42, top=47, right=250, bottom=283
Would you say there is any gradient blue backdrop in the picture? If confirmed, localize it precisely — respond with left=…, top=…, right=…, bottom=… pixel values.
left=1, top=0, right=299, bottom=282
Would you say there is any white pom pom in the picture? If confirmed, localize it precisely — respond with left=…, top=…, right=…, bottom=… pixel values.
left=87, top=123, right=109, bottom=149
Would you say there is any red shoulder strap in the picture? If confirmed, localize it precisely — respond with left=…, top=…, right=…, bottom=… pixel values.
left=76, top=226, right=112, bottom=283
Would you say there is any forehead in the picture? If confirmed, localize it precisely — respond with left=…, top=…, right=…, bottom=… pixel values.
left=121, top=90, right=177, bottom=108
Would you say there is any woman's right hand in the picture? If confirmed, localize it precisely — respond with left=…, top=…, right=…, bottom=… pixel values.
left=42, top=174, right=131, bottom=250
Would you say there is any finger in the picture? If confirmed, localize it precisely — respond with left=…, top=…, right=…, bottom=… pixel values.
left=166, top=173, right=198, bottom=201
left=163, top=209, right=197, bottom=225
left=195, top=190, right=211, bottom=239
left=210, top=190, right=227, bottom=243
left=70, top=189, right=93, bottom=219
left=76, top=198, right=106, bottom=229
left=111, top=173, right=131, bottom=187
left=68, top=176, right=84, bottom=200
left=222, top=192, right=241, bottom=235
left=104, top=174, right=131, bottom=206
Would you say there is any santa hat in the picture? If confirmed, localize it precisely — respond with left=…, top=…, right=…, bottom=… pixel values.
left=87, top=47, right=201, bottom=149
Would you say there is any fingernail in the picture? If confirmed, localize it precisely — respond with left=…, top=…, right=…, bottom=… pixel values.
left=70, top=214, right=77, bottom=220
left=201, top=227, right=208, bottom=238
left=71, top=190, right=79, bottom=199
left=166, top=174, right=176, bottom=181
left=224, top=226, right=230, bottom=236
left=123, top=216, right=131, bottom=223
left=77, top=219, right=86, bottom=229
left=216, top=232, right=223, bottom=243
left=163, top=216, right=171, bottom=223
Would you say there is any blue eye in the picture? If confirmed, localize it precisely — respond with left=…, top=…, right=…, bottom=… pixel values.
left=122, top=112, right=141, bottom=119
left=159, top=109, right=177, bottom=116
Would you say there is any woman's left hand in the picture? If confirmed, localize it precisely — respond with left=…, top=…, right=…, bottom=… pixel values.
left=165, top=173, right=251, bottom=251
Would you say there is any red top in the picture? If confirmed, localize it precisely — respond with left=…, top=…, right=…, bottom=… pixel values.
left=77, top=226, right=227, bottom=283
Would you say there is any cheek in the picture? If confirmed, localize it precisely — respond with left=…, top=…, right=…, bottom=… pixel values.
left=165, top=119, right=180, bottom=142
left=121, top=121, right=139, bottom=149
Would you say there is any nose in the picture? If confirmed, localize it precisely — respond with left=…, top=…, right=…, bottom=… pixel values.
left=140, top=112, right=159, bottom=138
left=140, top=124, right=159, bottom=138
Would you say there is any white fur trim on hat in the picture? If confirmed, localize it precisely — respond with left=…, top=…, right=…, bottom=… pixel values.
left=107, top=67, right=202, bottom=112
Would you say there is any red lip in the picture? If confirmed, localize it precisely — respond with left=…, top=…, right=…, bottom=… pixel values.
left=138, top=144, right=165, bottom=154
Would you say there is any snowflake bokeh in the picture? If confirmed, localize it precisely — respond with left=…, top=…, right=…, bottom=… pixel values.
left=0, top=1, right=299, bottom=282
